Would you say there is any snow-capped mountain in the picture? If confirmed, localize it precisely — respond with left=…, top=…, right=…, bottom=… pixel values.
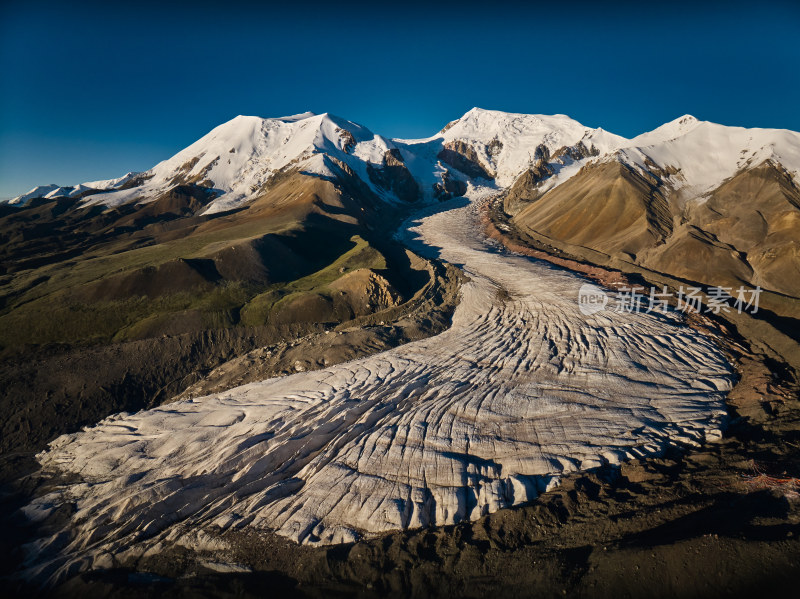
left=410, top=109, right=800, bottom=210
left=427, top=109, right=800, bottom=209
left=8, top=108, right=800, bottom=303
left=436, top=107, right=626, bottom=186
left=618, top=116, right=800, bottom=201
left=127, top=111, right=414, bottom=214
left=8, top=112, right=409, bottom=214
left=8, top=174, right=142, bottom=206
left=495, top=113, right=800, bottom=301
left=10, top=108, right=800, bottom=216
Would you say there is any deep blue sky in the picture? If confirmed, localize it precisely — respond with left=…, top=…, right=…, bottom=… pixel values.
left=2, top=0, right=799, bottom=198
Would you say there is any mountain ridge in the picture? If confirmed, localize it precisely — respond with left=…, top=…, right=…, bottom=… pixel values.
left=7, top=108, right=800, bottom=310
left=12, top=109, right=800, bottom=214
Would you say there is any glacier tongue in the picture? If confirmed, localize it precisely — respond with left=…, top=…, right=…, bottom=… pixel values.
left=23, top=189, right=733, bottom=584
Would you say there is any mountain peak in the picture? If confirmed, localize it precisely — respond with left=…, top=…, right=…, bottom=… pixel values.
left=278, top=111, right=318, bottom=121
left=225, top=112, right=320, bottom=124
left=630, top=114, right=703, bottom=146
left=464, top=106, right=488, bottom=115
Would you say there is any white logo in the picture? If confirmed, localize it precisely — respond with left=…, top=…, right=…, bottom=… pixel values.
left=578, top=283, right=608, bottom=315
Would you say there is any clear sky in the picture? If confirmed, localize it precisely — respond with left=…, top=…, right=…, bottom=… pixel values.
left=1, top=0, right=799, bottom=198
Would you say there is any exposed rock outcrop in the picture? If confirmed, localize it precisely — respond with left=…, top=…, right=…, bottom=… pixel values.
left=336, top=128, right=356, bottom=154
left=502, top=162, right=555, bottom=215
left=433, top=170, right=468, bottom=201
left=328, top=268, right=402, bottom=315
left=437, top=140, right=494, bottom=180
left=367, top=149, right=421, bottom=203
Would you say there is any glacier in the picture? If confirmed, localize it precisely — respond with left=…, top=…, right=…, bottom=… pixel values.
left=21, top=187, right=734, bottom=585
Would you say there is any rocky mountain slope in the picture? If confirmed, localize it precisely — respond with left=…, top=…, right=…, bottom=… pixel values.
left=7, top=108, right=800, bottom=339
left=497, top=114, right=800, bottom=318
left=0, top=113, right=464, bottom=487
